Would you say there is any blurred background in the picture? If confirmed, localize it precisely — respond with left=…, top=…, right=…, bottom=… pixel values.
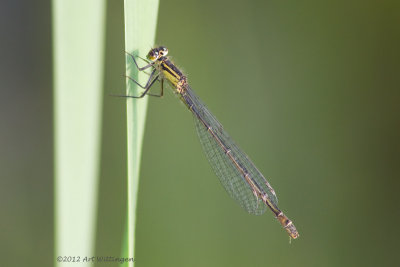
left=1, top=0, right=400, bottom=266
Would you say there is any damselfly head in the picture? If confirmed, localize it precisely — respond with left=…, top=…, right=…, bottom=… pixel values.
left=147, top=46, right=169, bottom=62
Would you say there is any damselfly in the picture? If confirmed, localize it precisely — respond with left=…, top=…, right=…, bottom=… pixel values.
left=123, top=46, right=299, bottom=239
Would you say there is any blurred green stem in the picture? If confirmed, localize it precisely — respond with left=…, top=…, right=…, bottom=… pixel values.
left=53, top=0, right=105, bottom=266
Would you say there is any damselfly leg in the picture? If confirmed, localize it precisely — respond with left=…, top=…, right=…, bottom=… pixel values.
left=114, top=52, right=164, bottom=98
left=125, top=51, right=154, bottom=71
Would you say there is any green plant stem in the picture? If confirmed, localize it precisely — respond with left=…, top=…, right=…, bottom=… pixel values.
left=123, top=0, right=159, bottom=266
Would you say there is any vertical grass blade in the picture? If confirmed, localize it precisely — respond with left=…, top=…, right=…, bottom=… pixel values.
left=53, top=0, right=106, bottom=265
left=123, top=0, right=159, bottom=266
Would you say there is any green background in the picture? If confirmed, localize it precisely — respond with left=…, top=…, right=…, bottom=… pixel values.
left=1, top=0, right=399, bottom=266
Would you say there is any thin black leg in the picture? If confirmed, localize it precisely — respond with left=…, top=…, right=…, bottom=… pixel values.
left=145, top=78, right=164, bottom=98
left=125, top=51, right=154, bottom=71
left=122, top=76, right=160, bottom=98
left=146, top=79, right=164, bottom=97
left=110, top=51, right=163, bottom=98
left=124, top=68, right=157, bottom=89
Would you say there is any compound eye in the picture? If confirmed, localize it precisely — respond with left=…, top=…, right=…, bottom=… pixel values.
left=147, top=50, right=159, bottom=61
left=159, top=46, right=168, bottom=56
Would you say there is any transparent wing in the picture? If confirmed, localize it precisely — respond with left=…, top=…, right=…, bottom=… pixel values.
left=181, top=86, right=278, bottom=215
